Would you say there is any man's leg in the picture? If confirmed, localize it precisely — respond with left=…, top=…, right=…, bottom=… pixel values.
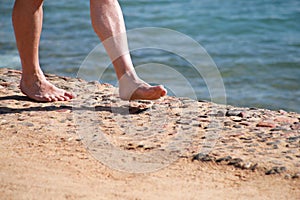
left=90, top=0, right=167, bottom=100
left=12, top=0, right=74, bottom=102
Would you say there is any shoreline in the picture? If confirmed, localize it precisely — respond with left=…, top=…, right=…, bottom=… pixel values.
left=0, top=68, right=299, bottom=199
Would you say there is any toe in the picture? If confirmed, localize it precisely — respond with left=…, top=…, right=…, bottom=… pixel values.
left=65, top=91, right=75, bottom=99
left=147, top=85, right=166, bottom=100
left=56, top=95, right=66, bottom=101
left=49, top=95, right=58, bottom=102
left=36, top=94, right=52, bottom=102
left=158, top=85, right=167, bottom=96
left=63, top=95, right=70, bottom=101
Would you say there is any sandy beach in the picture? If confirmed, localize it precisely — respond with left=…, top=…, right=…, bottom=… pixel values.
left=0, top=68, right=299, bottom=199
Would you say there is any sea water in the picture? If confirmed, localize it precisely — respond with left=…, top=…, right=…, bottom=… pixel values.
left=0, top=0, right=299, bottom=112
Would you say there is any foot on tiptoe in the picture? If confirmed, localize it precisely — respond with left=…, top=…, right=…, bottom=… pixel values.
left=118, top=76, right=167, bottom=100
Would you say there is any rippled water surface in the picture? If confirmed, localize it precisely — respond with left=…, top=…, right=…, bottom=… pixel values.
left=0, top=0, right=299, bottom=112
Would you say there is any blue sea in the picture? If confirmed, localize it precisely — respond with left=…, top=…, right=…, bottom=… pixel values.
left=1, top=0, right=299, bottom=112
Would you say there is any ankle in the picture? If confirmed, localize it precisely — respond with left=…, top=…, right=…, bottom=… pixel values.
left=21, top=69, right=46, bottom=84
left=119, top=70, right=142, bottom=82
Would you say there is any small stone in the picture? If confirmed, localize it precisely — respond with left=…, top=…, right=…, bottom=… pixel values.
left=192, top=153, right=215, bottom=162
left=181, top=125, right=191, bottom=130
left=240, top=137, right=252, bottom=141
left=230, top=116, right=243, bottom=122
left=240, top=162, right=252, bottom=169
left=291, top=122, right=300, bottom=130
left=265, top=166, right=287, bottom=175
left=0, top=120, right=8, bottom=125
left=208, top=110, right=225, bottom=117
left=278, top=109, right=287, bottom=114
left=216, top=156, right=232, bottom=163
left=240, top=122, right=250, bottom=126
left=192, top=123, right=201, bottom=127
left=285, top=156, right=293, bottom=160
left=250, top=163, right=258, bottom=171
left=266, top=140, right=281, bottom=145
left=56, top=109, right=69, bottom=113
left=287, top=136, right=300, bottom=143
left=204, top=122, right=220, bottom=129
left=224, top=121, right=232, bottom=126
left=265, top=169, right=276, bottom=175
left=176, top=119, right=191, bottom=125
left=256, top=121, right=276, bottom=128
left=270, top=127, right=288, bottom=131
left=21, top=122, right=34, bottom=127
left=228, top=158, right=243, bottom=166
left=275, top=117, right=298, bottom=124
left=292, top=173, right=300, bottom=179
left=233, top=124, right=242, bottom=128
left=199, top=115, right=208, bottom=118
left=246, top=148, right=256, bottom=153
left=226, top=110, right=243, bottom=117
left=59, top=119, right=66, bottom=123
left=87, top=81, right=98, bottom=85
left=284, top=174, right=291, bottom=179
left=216, top=110, right=225, bottom=117
left=258, top=138, right=267, bottom=142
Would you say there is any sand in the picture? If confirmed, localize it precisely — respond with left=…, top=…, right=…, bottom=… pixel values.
left=0, top=68, right=299, bottom=200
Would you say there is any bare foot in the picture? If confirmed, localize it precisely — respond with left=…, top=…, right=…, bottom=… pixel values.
left=118, top=74, right=167, bottom=100
left=20, top=74, right=75, bottom=102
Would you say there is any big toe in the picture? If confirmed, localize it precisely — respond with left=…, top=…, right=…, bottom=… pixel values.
left=149, top=85, right=167, bottom=99
left=131, top=85, right=166, bottom=100
left=64, top=91, right=75, bottom=99
left=36, top=94, right=52, bottom=102
left=157, top=85, right=167, bottom=97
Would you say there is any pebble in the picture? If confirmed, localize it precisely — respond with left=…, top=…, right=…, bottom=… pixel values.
left=0, top=120, right=8, bottom=125
left=266, top=140, right=281, bottom=145
left=275, top=117, right=298, bottom=124
left=240, top=137, right=252, bottom=141
left=216, top=156, right=232, bottom=163
left=233, top=124, right=242, bottom=128
left=21, top=122, right=34, bottom=127
left=256, top=121, right=276, bottom=128
left=285, top=156, right=293, bottom=160
left=291, top=122, right=300, bottom=130
left=204, top=122, right=220, bottom=129
left=284, top=174, right=291, bottom=179
left=208, top=110, right=225, bottom=117
left=192, top=153, right=215, bottom=162
left=235, top=162, right=255, bottom=170
left=224, top=121, right=232, bottom=126
left=292, top=173, right=299, bottom=179
left=265, top=166, right=287, bottom=175
left=230, top=116, right=243, bottom=122
left=228, top=158, right=243, bottom=166
left=239, top=122, right=250, bottom=126
left=270, top=127, right=288, bottom=131
left=176, top=119, right=191, bottom=125
left=199, top=115, right=208, bottom=118
left=1, top=68, right=300, bottom=180
left=287, top=136, right=300, bottom=143
left=226, top=110, right=243, bottom=117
